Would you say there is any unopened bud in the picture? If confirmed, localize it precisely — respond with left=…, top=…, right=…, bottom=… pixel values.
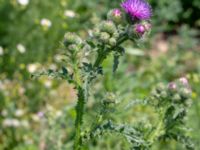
left=143, top=22, right=152, bottom=31
left=135, top=24, right=145, bottom=34
left=68, top=44, right=79, bottom=52
left=156, top=83, right=165, bottom=93
left=109, top=38, right=117, bottom=46
left=113, top=32, right=119, bottom=39
left=107, top=9, right=122, bottom=24
left=179, top=88, right=191, bottom=98
left=179, top=77, right=188, bottom=85
left=160, top=91, right=168, bottom=99
left=99, top=21, right=116, bottom=34
left=93, top=28, right=100, bottom=37
left=64, top=32, right=82, bottom=46
left=172, top=94, right=181, bottom=102
left=100, top=32, right=110, bottom=43
left=168, top=82, right=177, bottom=91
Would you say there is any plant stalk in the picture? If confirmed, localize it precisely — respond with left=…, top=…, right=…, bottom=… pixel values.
left=74, top=34, right=128, bottom=150
left=74, top=87, right=85, bottom=150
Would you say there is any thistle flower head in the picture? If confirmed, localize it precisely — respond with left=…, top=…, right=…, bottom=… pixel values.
left=121, top=0, right=152, bottom=20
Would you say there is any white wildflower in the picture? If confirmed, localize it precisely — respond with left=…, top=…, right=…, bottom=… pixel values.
left=64, top=10, right=76, bottom=18
left=31, top=114, right=40, bottom=122
left=17, top=43, right=26, bottom=53
left=40, top=18, right=52, bottom=28
left=56, top=111, right=62, bottom=117
left=1, top=110, right=8, bottom=116
left=44, top=80, right=52, bottom=88
left=27, top=63, right=38, bottom=73
left=3, top=118, right=20, bottom=127
left=0, top=46, right=4, bottom=56
left=17, top=0, right=29, bottom=6
left=15, top=109, right=24, bottom=117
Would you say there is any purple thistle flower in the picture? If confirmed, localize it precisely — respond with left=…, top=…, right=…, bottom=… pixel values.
left=121, top=0, right=152, bottom=20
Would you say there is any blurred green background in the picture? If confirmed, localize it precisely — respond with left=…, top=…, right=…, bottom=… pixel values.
left=0, top=0, right=199, bottom=149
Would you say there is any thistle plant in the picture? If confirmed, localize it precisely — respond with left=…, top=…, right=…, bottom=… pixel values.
left=33, top=0, right=194, bottom=149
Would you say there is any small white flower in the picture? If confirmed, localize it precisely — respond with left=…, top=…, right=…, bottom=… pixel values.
left=0, top=46, right=4, bottom=56
left=44, top=80, right=52, bottom=88
left=49, top=64, right=57, bottom=70
left=17, top=43, right=26, bottom=53
left=12, top=119, right=20, bottom=127
left=31, top=114, right=40, bottom=122
left=56, top=111, right=62, bottom=117
left=40, top=18, right=52, bottom=28
left=1, top=110, right=8, bottom=116
left=15, top=109, right=24, bottom=117
left=3, top=118, right=20, bottom=127
left=27, top=63, right=39, bottom=73
left=19, top=87, right=26, bottom=95
left=64, top=10, right=76, bottom=18
left=17, top=0, right=29, bottom=6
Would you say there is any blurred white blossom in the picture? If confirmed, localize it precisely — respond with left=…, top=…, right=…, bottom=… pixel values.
left=17, top=0, right=29, bottom=6
left=19, top=87, right=26, bottom=95
left=64, top=10, right=76, bottom=18
left=44, top=79, right=52, bottom=88
left=27, top=63, right=39, bottom=73
left=40, top=18, right=52, bottom=28
left=15, top=109, right=24, bottom=117
left=49, top=64, right=57, bottom=70
left=3, top=118, right=20, bottom=127
left=1, top=110, right=8, bottom=116
left=31, top=114, right=40, bottom=122
left=0, top=46, right=4, bottom=56
left=37, top=111, right=44, bottom=118
left=56, top=111, right=62, bottom=117
left=17, top=43, right=26, bottom=53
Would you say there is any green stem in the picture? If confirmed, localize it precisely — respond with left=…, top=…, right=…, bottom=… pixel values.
left=147, top=110, right=165, bottom=145
left=74, top=87, right=85, bottom=150
left=93, top=35, right=128, bottom=68
left=73, top=34, right=128, bottom=150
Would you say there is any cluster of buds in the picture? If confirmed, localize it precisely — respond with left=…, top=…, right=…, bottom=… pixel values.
left=63, top=32, right=83, bottom=53
left=150, top=77, right=192, bottom=107
left=93, top=20, right=119, bottom=47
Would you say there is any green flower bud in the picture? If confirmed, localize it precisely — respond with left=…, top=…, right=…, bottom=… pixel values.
left=64, top=32, right=82, bottom=46
left=172, top=94, right=181, bottom=102
left=107, top=9, right=122, bottom=24
left=109, top=38, right=117, bottom=46
left=68, top=44, right=79, bottom=52
left=179, top=88, right=191, bottom=98
left=160, top=91, right=168, bottom=99
left=99, top=32, right=110, bottom=43
left=156, top=83, right=165, bottom=93
left=93, top=28, right=100, bottom=37
left=113, top=32, right=119, bottom=39
left=99, top=21, right=116, bottom=34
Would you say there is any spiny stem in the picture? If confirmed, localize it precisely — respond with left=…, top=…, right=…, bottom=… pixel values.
left=147, top=110, right=165, bottom=145
left=74, top=34, right=128, bottom=150
left=74, top=87, right=85, bottom=150
left=94, top=35, right=128, bottom=68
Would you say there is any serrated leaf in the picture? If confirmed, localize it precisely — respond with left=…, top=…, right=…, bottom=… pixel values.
left=113, top=53, right=120, bottom=73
